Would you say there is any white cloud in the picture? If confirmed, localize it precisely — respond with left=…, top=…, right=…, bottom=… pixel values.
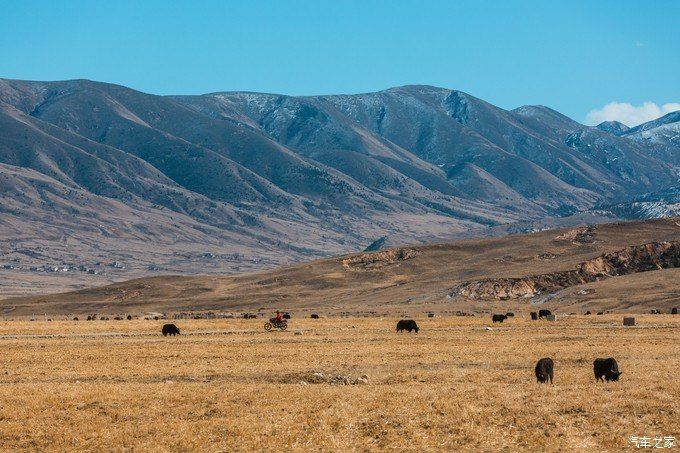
left=635, top=41, right=646, bottom=48
left=585, top=102, right=680, bottom=127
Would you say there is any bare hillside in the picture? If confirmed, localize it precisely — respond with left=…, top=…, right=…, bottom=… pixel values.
left=3, top=218, right=679, bottom=316
left=2, top=79, right=679, bottom=291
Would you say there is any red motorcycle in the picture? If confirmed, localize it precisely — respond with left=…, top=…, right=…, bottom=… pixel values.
left=264, top=318, right=288, bottom=331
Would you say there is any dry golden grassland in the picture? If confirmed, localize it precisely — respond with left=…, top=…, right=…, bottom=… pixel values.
left=0, top=315, right=677, bottom=451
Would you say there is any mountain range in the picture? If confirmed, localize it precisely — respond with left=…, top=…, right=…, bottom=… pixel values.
left=0, top=78, right=678, bottom=290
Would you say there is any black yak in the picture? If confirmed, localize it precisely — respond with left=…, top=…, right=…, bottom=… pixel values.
left=538, top=309, right=552, bottom=318
left=396, top=319, right=419, bottom=333
left=492, top=314, right=508, bottom=323
left=593, top=358, right=622, bottom=382
left=530, top=312, right=538, bottom=320
left=162, top=323, right=180, bottom=336
left=535, top=358, right=554, bottom=384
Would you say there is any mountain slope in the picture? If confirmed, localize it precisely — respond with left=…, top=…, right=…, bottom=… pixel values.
left=192, top=86, right=676, bottom=213
left=596, top=120, right=630, bottom=135
left=3, top=217, right=679, bottom=315
left=1, top=78, right=679, bottom=292
left=595, top=186, right=680, bottom=219
left=623, top=111, right=680, bottom=151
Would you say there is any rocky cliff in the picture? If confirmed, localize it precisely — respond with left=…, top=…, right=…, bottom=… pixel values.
left=450, top=241, right=680, bottom=300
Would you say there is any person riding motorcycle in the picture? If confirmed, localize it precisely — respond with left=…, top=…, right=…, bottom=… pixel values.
left=274, top=310, right=284, bottom=324
left=264, top=310, right=288, bottom=331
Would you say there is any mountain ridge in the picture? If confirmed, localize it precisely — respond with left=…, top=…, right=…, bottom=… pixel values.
left=1, top=78, right=678, bottom=295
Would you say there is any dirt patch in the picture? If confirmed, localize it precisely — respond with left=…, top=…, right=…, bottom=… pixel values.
left=113, top=289, right=144, bottom=301
left=282, top=371, right=370, bottom=385
left=495, top=255, right=515, bottom=263
left=554, top=226, right=597, bottom=244
left=342, top=248, right=419, bottom=270
left=538, top=252, right=560, bottom=260
left=450, top=241, right=680, bottom=300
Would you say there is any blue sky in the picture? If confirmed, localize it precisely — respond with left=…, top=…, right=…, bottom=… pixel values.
left=1, top=0, right=678, bottom=125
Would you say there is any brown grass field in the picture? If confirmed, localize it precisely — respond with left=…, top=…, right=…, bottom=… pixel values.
left=0, top=315, right=677, bottom=451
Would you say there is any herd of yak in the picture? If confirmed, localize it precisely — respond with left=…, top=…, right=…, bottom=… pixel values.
left=528, top=311, right=622, bottom=383
left=533, top=357, right=622, bottom=384
left=394, top=316, right=622, bottom=384
left=161, top=309, right=624, bottom=384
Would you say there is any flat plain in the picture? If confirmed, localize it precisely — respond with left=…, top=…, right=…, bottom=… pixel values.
left=0, top=315, right=677, bottom=451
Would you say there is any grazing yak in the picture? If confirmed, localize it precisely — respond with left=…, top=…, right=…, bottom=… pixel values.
left=162, top=323, right=181, bottom=336
left=538, top=309, right=552, bottom=319
left=505, top=312, right=515, bottom=317
left=396, top=319, right=419, bottom=333
left=593, top=358, right=622, bottom=382
left=530, top=312, right=538, bottom=320
left=535, top=358, right=554, bottom=384
left=492, top=314, right=508, bottom=323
